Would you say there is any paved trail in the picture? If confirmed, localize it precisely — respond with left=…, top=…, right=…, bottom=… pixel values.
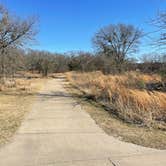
left=0, top=77, right=166, bottom=166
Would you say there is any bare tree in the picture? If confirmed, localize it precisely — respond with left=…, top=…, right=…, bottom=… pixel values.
left=152, top=12, right=166, bottom=47
left=0, top=5, right=37, bottom=50
left=93, top=23, right=142, bottom=72
left=0, top=4, right=37, bottom=81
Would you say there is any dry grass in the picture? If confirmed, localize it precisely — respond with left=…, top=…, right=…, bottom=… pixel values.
left=65, top=73, right=166, bottom=149
left=0, top=77, right=47, bottom=145
left=66, top=71, right=166, bottom=129
left=80, top=98, right=166, bottom=149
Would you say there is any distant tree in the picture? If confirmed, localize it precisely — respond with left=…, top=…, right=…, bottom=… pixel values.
left=39, top=51, right=55, bottom=76
left=67, top=51, right=94, bottom=72
left=0, top=48, right=25, bottom=78
left=26, top=50, right=56, bottom=76
left=25, top=50, right=40, bottom=73
left=93, top=23, right=142, bottom=72
left=53, top=54, right=69, bottom=73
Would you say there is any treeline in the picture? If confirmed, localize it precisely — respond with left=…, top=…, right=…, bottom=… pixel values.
left=1, top=46, right=166, bottom=78
left=0, top=3, right=165, bottom=82
left=7, top=49, right=165, bottom=76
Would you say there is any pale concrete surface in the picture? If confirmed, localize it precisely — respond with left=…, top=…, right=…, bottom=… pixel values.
left=0, top=77, right=165, bottom=166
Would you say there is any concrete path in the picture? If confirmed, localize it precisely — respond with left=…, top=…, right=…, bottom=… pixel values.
left=0, top=77, right=166, bottom=166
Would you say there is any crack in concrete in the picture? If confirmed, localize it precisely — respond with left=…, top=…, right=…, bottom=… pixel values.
left=108, top=158, right=118, bottom=166
left=37, top=157, right=112, bottom=165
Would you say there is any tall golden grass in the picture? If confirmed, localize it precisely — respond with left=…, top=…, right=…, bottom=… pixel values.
left=67, top=71, right=166, bottom=129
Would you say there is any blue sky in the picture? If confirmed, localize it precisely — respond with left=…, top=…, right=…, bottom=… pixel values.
left=1, top=0, right=166, bottom=55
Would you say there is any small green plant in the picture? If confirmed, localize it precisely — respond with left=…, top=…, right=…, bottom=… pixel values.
left=160, top=72, right=166, bottom=83
left=137, top=80, right=146, bottom=89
